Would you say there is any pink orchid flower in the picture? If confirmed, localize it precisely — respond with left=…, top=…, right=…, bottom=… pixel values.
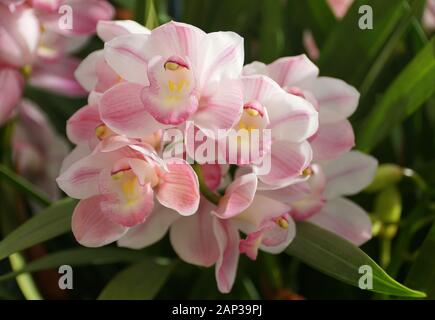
left=261, top=151, right=377, bottom=245
left=244, top=54, right=358, bottom=162
left=98, top=20, right=244, bottom=137
left=236, top=75, right=317, bottom=187
left=0, top=67, right=24, bottom=124
left=57, top=137, right=200, bottom=247
left=12, top=99, right=69, bottom=199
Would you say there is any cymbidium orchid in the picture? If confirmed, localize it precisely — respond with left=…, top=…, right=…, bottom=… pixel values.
left=57, top=136, right=200, bottom=247
left=97, top=20, right=244, bottom=137
left=243, top=54, right=358, bottom=162
left=55, top=19, right=378, bottom=295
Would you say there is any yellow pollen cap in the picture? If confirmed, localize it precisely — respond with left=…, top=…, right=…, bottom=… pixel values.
left=245, top=108, right=259, bottom=117
left=302, top=167, right=313, bottom=177
left=165, top=61, right=181, bottom=71
left=277, top=218, right=289, bottom=229
left=95, top=124, right=106, bottom=139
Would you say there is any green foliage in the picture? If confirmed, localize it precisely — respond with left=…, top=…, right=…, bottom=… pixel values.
left=286, top=222, right=425, bottom=298
left=98, top=257, right=175, bottom=299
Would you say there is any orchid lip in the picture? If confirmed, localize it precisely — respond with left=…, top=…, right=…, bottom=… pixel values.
left=164, top=56, right=190, bottom=71
left=243, top=101, right=264, bottom=117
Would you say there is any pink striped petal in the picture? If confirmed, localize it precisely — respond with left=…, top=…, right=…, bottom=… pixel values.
left=242, top=61, right=267, bottom=76
left=74, top=50, right=102, bottom=92
left=149, top=21, right=206, bottom=69
left=302, top=77, right=360, bottom=123
left=199, top=31, right=244, bottom=85
left=30, top=57, right=87, bottom=96
left=97, top=20, right=150, bottom=42
left=60, top=144, right=92, bottom=174
left=156, top=159, right=200, bottom=216
left=213, top=173, right=257, bottom=219
left=308, top=197, right=372, bottom=245
left=66, top=104, right=101, bottom=146
left=104, top=34, right=150, bottom=85
left=213, top=219, right=240, bottom=294
left=0, top=68, right=23, bottom=124
left=56, top=150, right=121, bottom=199
left=99, top=82, right=163, bottom=138
left=267, top=89, right=318, bottom=143
left=117, top=205, right=179, bottom=249
left=169, top=200, right=219, bottom=267
left=309, top=119, right=355, bottom=161
left=242, top=75, right=282, bottom=104
left=193, top=78, right=243, bottom=132
left=322, top=151, right=378, bottom=199
left=266, top=55, right=319, bottom=87
left=257, top=141, right=312, bottom=187
left=72, top=195, right=127, bottom=247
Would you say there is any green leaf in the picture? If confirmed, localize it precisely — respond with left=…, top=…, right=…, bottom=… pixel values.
left=0, top=198, right=76, bottom=261
left=258, top=0, right=284, bottom=63
left=318, top=0, right=409, bottom=86
left=286, top=222, right=426, bottom=298
left=0, top=248, right=148, bottom=282
left=406, top=222, right=435, bottom=299
left=356, top=37, right=435, bottom=152
left=136, top=0, right=158, bottom=29
left=0, top=164, right=51, bottom=207
left=98, top=257, right=175, bottom=300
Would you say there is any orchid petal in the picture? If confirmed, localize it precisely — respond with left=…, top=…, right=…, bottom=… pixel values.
left=72, top=196, right=127, bottom=247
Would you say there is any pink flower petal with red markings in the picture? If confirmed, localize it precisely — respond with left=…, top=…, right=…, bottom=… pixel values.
left=322, top=151, right=378, bottom=199
left=308, top=197, right=372, bottom=246
left=169, top=200, right=219, bottom=266
left=156, top=159, right=200, bottom=216
left=214, top=218, right=240, bottom=294
left=214, top=173, right=257, bottom=219
left=118, top=204, right=179, bottom=249
left=309, top=119, right=355, bottom=161
left=66, top=104, right=101, bottom=146
left=72, top=195, right=127, bottom=247
left=100, top=82, right=163, bottom=138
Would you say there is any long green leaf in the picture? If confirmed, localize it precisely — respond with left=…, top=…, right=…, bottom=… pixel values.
left=0, top=164, right=51, bottom=206
left=357, top=37, right=435, bottom=152
left=0, top=198, right=76, bottom=261
left=318, top=0, right=408, bottom=86
left=0, top=248, right=148, bottom=282
left=405, top=222, right=435, bottom=299
left=98, top=257, right=175, bottom=300
left=286, top=222, right=426, bottom=298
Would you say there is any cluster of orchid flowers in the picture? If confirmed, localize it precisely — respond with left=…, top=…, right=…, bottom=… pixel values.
left=0, top=0, right=114, bottom=198
left=54, top=19, right=379, bottom=293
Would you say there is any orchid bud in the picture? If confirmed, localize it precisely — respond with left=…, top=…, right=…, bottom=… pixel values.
left=374, top=186, right=402, bottom=239
left=365, top=164, right=403, bottom=193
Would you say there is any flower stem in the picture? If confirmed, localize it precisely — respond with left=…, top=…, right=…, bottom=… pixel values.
left=9, top=253, right=43, bottom=300
left=191, top=163, right=221, bottom=205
